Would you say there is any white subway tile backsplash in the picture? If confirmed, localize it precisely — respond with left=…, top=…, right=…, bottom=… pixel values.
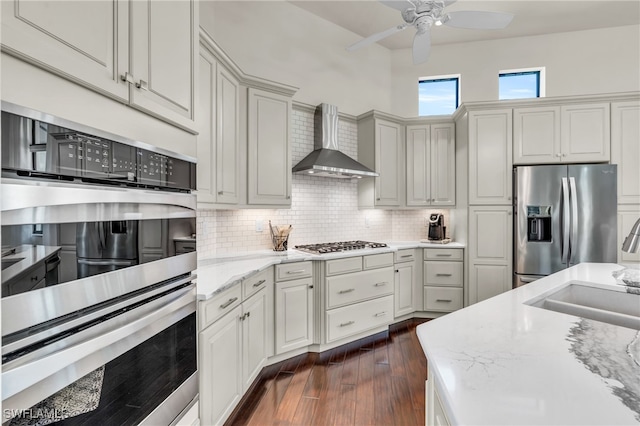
left=196, top=107, right=452, bottom=259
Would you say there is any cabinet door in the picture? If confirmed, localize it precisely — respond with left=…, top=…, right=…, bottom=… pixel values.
left=430, top=123, right=455, bottom=206
left=611, top=101, right=640, bottom=204
left=129, top=0, right=196, bottom=131
left=406, top=125, right=430, bottom=206
left=468, top=206, right=513, bottom=304
left=468, top=110, right=513, bottom=205
left=242, top=288, right=269, bottom=391
left=196, top=47, right=217, bottom=204
left=199, top=306, right=242, bottom=426
left=513, top=107, right=560, bottom=164
left=394, top=263, right=414, bottom=317
left=216, top=65, right=241, bottom=204
left=375, top=119, right=402, bottom=206
left=247, top=88, right=292, bottom=206
left=560, top=103, right=610, bottom=163
left=275, top=277, right=313, bottom=354
left=1, top=0, right=129, bottom=101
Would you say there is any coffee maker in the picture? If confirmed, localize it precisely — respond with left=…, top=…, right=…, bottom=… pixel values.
left=428, top=213, right=445, bottom=241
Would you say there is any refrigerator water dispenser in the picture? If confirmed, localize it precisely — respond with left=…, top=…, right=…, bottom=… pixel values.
left=527, top=206, right=551, bottom=242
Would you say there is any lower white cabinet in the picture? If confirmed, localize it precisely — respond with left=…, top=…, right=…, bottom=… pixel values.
left=423, top=249, right=464, bottom=313
left=275, top=277, right=314, bottom=354
left=323, top=253, right=395, bottom=343
left=426, top=366, right=452, bottom=426
left=199, top=280, right=272, bottom=425
left=394, top=249, right=416, bottom=318
left=468, top=206, right=513, bottom=304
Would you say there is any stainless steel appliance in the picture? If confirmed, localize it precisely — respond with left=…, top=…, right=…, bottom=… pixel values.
left=1, top=102, right=198, bottom=425
left=427, top=213, right=445, bottom=241
left=294, top=241, right=388, bottom=254
left=513, top=164, right=617, bottom=287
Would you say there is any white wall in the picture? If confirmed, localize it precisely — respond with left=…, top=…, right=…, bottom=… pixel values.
left=199, top=0, right=393, bottom=116
left=391, top=25, right=640, bottom=117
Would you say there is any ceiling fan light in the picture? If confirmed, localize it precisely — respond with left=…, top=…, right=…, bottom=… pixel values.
left=438, top=14, right=450, bottom=25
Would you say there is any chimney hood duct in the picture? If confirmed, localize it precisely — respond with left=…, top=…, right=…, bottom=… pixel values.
left=292, top=104, right=378, bottom=179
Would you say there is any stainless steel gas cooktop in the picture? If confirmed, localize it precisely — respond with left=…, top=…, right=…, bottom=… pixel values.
left=294, top=241, right=388, bottom=254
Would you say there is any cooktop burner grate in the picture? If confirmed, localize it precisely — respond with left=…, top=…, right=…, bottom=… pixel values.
left=294, top=240, right=388, bottom=254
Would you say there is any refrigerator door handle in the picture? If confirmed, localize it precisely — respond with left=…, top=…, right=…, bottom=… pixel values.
left=561, top=177, right=570, bottom=263
left=569, top=177, right=579, bottom=264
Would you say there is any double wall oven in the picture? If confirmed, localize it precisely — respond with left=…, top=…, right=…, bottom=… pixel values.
left=1, top=102, right=198, bottom=425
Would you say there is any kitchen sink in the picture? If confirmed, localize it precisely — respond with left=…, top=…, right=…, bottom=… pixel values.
left=526, top=281, right=640, bottom=330
left=1, top=258, right=23, bottom=271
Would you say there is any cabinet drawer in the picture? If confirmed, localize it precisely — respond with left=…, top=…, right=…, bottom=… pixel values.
left=424, top=287, right=463, bottom=312
left=394, top=249, right=416, bottom=263
left=275, top=261, right=312, bottom=281
left=424, top=261, right=463, bottom=287
left=242, top=267, right=273, bottom=299
left=424, top=248, right=463, bottom=261
left=363, top=252, right=394, bottom=270
left=200, top=285, right=242, bottom=329
left=326, top=267, right=394, bottom=309
left=326, top=295, right=393, bottom=342
left=326, top=257, right=362, bottom=276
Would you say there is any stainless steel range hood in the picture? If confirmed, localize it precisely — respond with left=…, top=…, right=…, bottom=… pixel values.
left=292, top=104, right=378, bottom=179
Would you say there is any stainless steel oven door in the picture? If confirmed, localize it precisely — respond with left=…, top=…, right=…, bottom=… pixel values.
left=2, top=280, right=197, bottom=425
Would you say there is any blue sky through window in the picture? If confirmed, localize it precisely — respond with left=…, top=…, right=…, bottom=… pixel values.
left=499, top=72, right=540, bottom=99
left=418, top=78, right=458, bottom=116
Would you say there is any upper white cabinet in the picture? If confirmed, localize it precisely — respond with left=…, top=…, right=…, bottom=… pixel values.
left=197, top=44, right=241, bottom=206
left=1, top=0, right=197, bottom=132
left=358, top=115, right=403, bottom=207
left=513, top=106, right=561, bottom=164
left=406, top=123, right=455, bottom=207
left=611, top=101, right=640, bottom=204
left=468, top=109, right=513, bottom=205
left=560, top=103, right=610, bottom=163
left=247, top=88, right=292, bottom=206
left=514, top=103, right=611, bottom=164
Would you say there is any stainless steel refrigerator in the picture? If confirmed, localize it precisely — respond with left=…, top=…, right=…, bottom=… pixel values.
left=513, top=164, right=617, bottom=287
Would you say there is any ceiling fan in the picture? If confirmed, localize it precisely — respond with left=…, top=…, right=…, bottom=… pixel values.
left=346, top=0, right=514, bottom=64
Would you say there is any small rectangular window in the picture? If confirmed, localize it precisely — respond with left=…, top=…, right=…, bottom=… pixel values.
left=418, top=75, right=460, bottom=116
left=499, top=68, right=544, bottom=100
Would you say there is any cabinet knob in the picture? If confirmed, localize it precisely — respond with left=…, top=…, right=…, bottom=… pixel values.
left=218, top=191, right=224, bottom=195
left=286, top=195, right=291, bottom=199
left=309, top=285, right=314, bottom=289
left=562, top=153, right=567, bottom=157
left=135, top=79, right=149, bottom=91
left=556, top=153, right=562, bottom=158
left=376, top=198, right=381, bottom=201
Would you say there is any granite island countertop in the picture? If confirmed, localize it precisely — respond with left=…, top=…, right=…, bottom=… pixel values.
left=196, top=240, right=466, bottom=300
left=416, top=263, right=640, bottom=425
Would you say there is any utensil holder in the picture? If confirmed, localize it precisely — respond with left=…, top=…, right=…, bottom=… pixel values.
left=269, top=221, right=291, bottom=251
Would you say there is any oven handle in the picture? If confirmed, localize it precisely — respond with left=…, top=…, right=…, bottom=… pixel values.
left=2, top=284, right=195, bottom=403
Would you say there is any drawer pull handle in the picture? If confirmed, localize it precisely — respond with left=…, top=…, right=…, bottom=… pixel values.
left=374, top=282, right=388, bottom=287
left=340, top=321, right=355, bottom=327
left=252, top=279, right=267, bottom=287
left=286, top=270, right=306, bottom=275
left=219, top=297, right=238, bottom=309
left=374, top=311, right=387, bottom=317
left=436, top=273, right=453, bottom=277
left=338, top=288, right=355, bottom=294
left=436, top=254, right=452, bottom=257
left=400, top=254, right=413, bottom=258
left=436, top=299, right=452, bottom=303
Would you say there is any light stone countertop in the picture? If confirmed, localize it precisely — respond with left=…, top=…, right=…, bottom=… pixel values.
left=416, top=262, right=640, bottom=426
left=196, top=241, right=466, bottom=300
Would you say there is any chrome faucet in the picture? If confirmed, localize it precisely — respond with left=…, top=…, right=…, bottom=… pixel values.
left=622, top=217, right=640, bottom=253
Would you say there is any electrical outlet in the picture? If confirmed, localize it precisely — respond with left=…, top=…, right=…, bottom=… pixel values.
left=255, top=220, right=263, bottom=232
left=365, top=216, right=370, bottom=228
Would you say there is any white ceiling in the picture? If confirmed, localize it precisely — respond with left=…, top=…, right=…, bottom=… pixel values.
left=290, top=0, right=640, bottom=50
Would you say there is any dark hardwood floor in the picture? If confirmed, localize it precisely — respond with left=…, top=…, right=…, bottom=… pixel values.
left=225, top=319, right=430, bottom=426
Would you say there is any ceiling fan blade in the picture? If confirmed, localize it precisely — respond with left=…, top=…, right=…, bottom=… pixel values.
left=412, top=30, right=431, bottom=64
left=444, top=10, right=514, bottom=30
left=443, top=0, right=457, bottom=6
left=379, top=0, right=415, bottom=11
left=346, top=24, right=408, bottom=51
